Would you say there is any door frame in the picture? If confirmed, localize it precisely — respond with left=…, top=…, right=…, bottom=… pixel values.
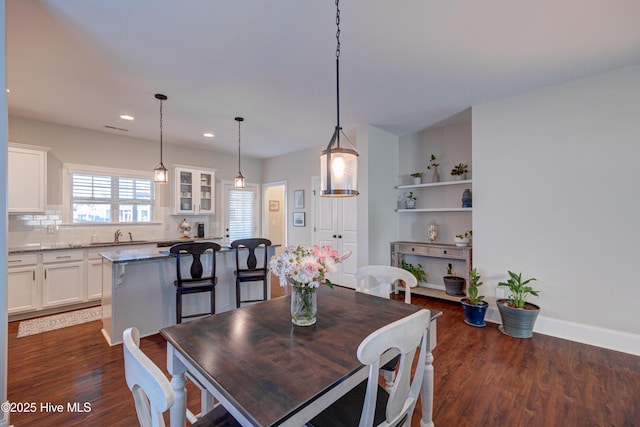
left=262, top=180, right=288, bottom=249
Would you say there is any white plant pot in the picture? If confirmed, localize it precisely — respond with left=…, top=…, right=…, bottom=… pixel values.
left=454, top=237, right=470, bottom=247
left=413, top=177, right=422, bottom=184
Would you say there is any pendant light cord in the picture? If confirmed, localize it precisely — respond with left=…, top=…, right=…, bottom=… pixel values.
left=237, top=119, right=241, bottom=174
left=159, top=98, right=164, bottom=164
left=335, top=0, right=341, bottom=139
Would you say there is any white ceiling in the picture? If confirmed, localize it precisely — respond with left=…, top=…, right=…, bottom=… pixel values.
left=7, top=0, right=640, bottom=159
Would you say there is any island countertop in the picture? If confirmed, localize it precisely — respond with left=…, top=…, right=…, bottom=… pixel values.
left=8, top=237, right=224, bottom=254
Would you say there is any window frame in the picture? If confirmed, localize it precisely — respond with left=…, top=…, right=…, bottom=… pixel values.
left=62, top=163, right=160, bottom=225
left=222, top=181, right=261, bottom=244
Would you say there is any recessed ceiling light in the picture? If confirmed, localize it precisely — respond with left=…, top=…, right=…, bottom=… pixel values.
left=6, top=88, right=10, bottom=93
left=120, top=115, right=134, bottom=121
left=203, top=133, right=214, bottom=138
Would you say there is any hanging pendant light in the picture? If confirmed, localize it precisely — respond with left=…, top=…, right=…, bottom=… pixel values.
left=234, top=116, right=246, bottom=189
left=153, top=93, right=169, bottom=184
left=320, top=0, right=358, bottom=197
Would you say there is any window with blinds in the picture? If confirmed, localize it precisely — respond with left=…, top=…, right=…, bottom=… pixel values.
left=69, top=171, right=155, bottom=224
left=228, top=188, right=255, bottom=242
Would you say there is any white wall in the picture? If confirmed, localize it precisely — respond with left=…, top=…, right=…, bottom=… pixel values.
left=7, top=116, right=263, bottom=245
left=397, top=121, right=473, bottom=244
left=473, top=63, right=640, bottom=354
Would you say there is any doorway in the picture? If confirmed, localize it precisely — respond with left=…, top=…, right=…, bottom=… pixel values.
left=262, top=181, right=286, bottom=256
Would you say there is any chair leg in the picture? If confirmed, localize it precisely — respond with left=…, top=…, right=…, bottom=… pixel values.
left=262, top=278, right=268, bottom=302
left=236, top=279, right=241, bottom=308
left=210, top=287, right=215, bottom=315
left=382, top=369, right=396, bottom=393
left=176, top=290, right=182, bottom=324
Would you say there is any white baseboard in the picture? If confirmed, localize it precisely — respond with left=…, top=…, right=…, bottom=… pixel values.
left=485, top=307, right=640, bottom=356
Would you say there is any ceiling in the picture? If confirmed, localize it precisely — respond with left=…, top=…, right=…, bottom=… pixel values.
left=7, top=1, right=640, bottom=159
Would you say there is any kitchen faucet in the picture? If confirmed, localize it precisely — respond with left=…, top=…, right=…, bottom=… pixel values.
left=128, top=232, right=133, bottom=242
left=114, top=229, right=122, bottom=243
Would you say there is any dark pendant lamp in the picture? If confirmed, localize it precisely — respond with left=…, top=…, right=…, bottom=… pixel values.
left=234, top=116, right=246, bottom=189
left=153, top=93, right=169, bottom=184
left=320, top=0, right=358, bottom=197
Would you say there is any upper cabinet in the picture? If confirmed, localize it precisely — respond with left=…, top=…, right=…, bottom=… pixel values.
left=172, top=166, right=216, bottom=215
left=8, top=143, right=50, bottom=213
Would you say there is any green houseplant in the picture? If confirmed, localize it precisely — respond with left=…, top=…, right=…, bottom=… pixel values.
left=460, top=268, right=488, bottom=327
left=497, top=271, right=540, bottom=338
left=454, top=230, right=472, bottom=247
left=410, top=172, right=423, bottom=184
left=450, top=163, right=468, bottom=180
left=404, top=191, right=417, bottom=209
left=400, top=259, right=426, bottom=283
left=443, top=263, right=465, bottom=296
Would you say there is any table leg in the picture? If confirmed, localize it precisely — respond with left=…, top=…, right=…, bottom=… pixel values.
left=167, top=344, right=188, bottom=427
left=420, top=321, right=436, bottom=427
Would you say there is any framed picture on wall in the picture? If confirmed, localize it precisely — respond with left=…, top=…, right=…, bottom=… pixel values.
left=294, top=190, right=304, bottom=209
left=293, top=212, right=305, bottom=227
left=269, top=200, right=280, bottom=211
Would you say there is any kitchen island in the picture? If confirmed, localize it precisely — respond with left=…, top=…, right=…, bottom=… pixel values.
left=100, top=245, right=276, bottom=345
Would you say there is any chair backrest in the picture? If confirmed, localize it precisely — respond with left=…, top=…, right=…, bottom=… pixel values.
left=230, top=238, right=271, bottom=272
left=170, top=242, right=221, bottom=283
left=355, top=265, right=417, bottom=304
left=357, top=309, right=430, bottom=427
left=123, top=327, right=173, bottom=427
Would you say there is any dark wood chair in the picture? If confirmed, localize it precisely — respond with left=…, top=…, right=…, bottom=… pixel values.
left=230, top=238, right=271, bottom=308
left=170, top=242, right=221, bottom=324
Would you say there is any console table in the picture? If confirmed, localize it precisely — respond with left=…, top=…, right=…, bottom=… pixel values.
left=390, top=241, right=472, bottom=302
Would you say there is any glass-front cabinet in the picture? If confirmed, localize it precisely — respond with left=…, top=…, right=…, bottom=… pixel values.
left=172, top=166, right=216, bottom=215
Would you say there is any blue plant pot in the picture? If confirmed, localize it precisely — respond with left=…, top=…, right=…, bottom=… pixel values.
left=461, top=299, right=488, bottom=327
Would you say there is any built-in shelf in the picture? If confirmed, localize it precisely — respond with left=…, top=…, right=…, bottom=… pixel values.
left=396, top=208, right=472, bottom=213
left=396, top=179, right=472, bottom=190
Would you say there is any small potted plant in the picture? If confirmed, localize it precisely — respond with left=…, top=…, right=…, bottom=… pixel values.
left=410, top=172, right=423, bottom=185
left=404, top=192, right=417, bottom=209
left=454, top=230, right=472, bottom=247
left=497, top=271, right=540, bottom=338
left=427, top=154, right=440, bottom=182
left=450, top=163, right=468, bottom=180
left=443, top=263, right=465, bottom=296
left=460, top=268, right=488, bottom=327
left=400, top=259, right=426, bottom=283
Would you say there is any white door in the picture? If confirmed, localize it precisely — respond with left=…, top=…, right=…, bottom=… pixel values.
left=312, top=177, right=357, bottom=288
left=222, top=182, right=259, bottom=245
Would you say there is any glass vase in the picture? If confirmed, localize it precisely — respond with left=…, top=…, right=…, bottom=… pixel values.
left=291, top=285, right=317, bottom=326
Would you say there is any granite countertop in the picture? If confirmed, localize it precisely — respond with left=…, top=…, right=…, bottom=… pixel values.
left=100, top=245, right=234, bottom=263
left=8, top=237, right=224, bottom=254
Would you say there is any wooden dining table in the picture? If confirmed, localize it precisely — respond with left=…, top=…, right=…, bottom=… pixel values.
left=160, top=285, right=442, bottom=426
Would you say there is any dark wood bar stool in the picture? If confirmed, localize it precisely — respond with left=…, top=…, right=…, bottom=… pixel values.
left=170, top=241, right=221, bottom=324
left=231, top=238, right=271, bottom=308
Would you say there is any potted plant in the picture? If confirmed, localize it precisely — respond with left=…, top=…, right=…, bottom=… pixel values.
left=443, top=263, right=465, bottom=296
left=404, top=192, right=417, bottom=209
left=427, top=154, right=440, bottom=182
left=454, top=230, right=472, bottom=246
left=450, top=163, right=468, bottom=180
left=460, top=268, right=488, bottom=327
left=400, top=259, right=426, bottom=283
left=497, top=271, right=540, bottom=338
left=410, top=172, right=423, bottom=184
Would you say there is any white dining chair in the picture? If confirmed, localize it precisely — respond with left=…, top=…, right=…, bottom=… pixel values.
left=355, top=265, right=418, bottom=390
left=122, top=327, right=239, bottom=427
left=355, top=265, right=417, bottom=304
left=307, top=309, right=430, bottom=427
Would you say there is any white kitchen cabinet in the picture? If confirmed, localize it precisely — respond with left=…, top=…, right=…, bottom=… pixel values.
left=86, top=250, right=103, bottom=301
left=8, top=143, right=50, bottom=213
left=172, top=166, right=216, bottom=215
left=42, top=250, right=85, bottom=308
left=7, top=254, right=40, bottom=315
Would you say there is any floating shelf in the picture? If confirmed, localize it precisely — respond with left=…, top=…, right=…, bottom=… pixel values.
left=396, top=208, right=472, bottom=213
left=396, top=179, right=472, bottom=190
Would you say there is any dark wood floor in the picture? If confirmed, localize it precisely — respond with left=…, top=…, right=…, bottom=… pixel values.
left=7, top=284, right=640, bottom=426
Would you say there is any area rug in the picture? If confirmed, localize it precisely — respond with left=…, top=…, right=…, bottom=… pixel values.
left=17, top=306, right=102, bottom=338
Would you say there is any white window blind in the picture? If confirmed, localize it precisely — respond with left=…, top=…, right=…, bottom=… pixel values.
left=228, top=188, right=255, bottom=242
left=69, top=170, right=155, bottom=224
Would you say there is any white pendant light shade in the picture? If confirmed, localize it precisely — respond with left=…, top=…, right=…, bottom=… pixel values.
left=154, top=93, right=169, bottom=184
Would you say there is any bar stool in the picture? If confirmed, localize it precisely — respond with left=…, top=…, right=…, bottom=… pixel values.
left=170, top=242, right=221, bottom=324
left=230, top=238, right=271, bottom=308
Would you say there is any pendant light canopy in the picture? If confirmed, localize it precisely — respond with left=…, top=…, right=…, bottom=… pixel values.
left=153, top=93, right=168, bottom=184
left=320, top=0, right=358, bottom=197
left=234, top=116, right=246, bottom=189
